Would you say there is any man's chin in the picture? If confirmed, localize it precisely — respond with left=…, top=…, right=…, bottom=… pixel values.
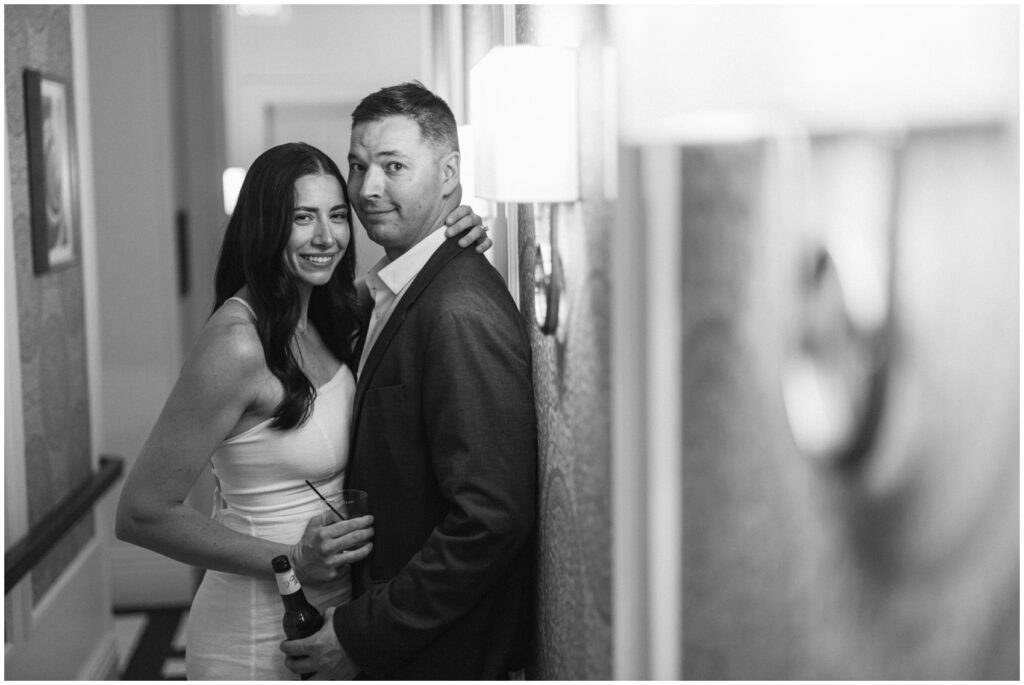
left=363, top=223, right=390, bottom=239
left=363, top=224, right=403, bottom=251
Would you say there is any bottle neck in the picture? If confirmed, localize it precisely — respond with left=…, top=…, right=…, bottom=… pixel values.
left=279, top=587, right=311, bottom=611
left=275, top=568, right=310, bottom=608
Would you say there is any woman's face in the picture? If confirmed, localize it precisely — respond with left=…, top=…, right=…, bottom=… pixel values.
left=283, top=173, right=350, bottom=291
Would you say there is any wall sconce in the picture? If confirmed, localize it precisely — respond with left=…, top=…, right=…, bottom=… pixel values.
left=470, top=45, right=579, bottom=335
left=222, top=166, right=246, bottom=215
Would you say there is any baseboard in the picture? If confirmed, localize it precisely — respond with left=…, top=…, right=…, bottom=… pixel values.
left=79, top=631, right=121, bottom=680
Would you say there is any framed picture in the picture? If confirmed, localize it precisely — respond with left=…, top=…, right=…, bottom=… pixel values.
left=24, top=68, right=79, bottom=275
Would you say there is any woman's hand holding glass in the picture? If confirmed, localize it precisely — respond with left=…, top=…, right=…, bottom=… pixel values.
left=289, top=512, right=374, bottom=585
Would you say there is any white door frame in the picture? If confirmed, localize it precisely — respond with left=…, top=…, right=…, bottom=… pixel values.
left=611, top=143, right=685, bottom=680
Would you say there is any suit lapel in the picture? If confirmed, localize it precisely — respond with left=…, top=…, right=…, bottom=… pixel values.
left=350, top=236, right=467, bottom=426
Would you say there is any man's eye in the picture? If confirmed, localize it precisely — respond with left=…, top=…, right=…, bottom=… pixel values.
left=386, top=162, right=404, bottom=172
left=349, top=163, right=365, bottom=173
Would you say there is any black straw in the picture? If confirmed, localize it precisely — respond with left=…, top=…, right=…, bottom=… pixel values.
left=305, top=480, right=344, bottom=521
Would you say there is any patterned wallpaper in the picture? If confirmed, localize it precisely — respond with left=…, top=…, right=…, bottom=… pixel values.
left=5, top=5, right=95, bottom=604
left=515, top=5, right=614, bottom=679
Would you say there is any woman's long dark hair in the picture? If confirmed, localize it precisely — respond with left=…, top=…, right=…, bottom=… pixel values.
left=212, top=142, right=360, bottom=430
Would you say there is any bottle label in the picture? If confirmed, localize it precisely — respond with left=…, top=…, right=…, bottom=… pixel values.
left=275, top=569, right=301, bottom=596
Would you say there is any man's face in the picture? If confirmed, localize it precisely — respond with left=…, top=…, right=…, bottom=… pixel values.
left=347, top=115, right=454, bottom=258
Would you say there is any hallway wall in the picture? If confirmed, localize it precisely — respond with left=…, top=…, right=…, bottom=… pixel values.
left=85, top=4, right=195, bottom=606
left=512, top=5, right=615, bottom=679
left=4, top=1, right=94, bottom=608
left=5, top=6, right=119, bottom=679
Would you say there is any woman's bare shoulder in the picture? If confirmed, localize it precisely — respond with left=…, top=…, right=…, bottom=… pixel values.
left=185, top=302, right=267, bottom=387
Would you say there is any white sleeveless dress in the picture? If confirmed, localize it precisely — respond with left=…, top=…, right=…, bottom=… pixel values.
left=185, top=297, right=356, bottom=680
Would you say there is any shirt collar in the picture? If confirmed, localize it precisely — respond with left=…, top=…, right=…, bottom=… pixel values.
left=374, top=228, right=449, bottom=296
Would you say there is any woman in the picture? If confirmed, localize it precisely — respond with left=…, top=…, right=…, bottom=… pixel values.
left=115, top=142, right=490, bottom=679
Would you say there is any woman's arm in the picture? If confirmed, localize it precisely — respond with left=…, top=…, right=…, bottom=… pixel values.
left=114, top=320, right=368, bottom=582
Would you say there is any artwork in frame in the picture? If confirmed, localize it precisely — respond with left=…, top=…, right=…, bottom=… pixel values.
left=24, top=68, right=79, bottom=275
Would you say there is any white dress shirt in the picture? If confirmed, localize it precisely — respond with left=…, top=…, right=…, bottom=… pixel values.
left=357, top=228, right=449, bottom=377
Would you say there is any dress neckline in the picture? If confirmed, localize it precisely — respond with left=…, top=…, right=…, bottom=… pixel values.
left=226, top=295, right=256, bottom=318
left=316, top=362, right=350, bottom=391
left=225, top=364, right=353, bottom=442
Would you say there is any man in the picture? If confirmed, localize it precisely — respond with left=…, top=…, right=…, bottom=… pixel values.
left=281, top=82, right=537, bottom=679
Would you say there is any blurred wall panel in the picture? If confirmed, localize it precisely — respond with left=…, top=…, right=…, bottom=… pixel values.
left=672, top=125, right=1018, bottom=679
left=676, top=141, right=807, bottom=678
left=613, top=5, right=1018, bottom=678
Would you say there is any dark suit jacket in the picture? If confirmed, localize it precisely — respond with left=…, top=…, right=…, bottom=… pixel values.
left=333, top=235, right=538, bottom=679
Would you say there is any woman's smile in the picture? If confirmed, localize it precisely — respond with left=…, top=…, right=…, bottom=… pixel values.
left=301, top=252, right=337, bottom=267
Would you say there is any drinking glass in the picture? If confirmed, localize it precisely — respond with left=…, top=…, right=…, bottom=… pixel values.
left=321, top=489, right=369, bottom=524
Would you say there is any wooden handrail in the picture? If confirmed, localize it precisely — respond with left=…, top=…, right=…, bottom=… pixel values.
left=5, top=455, right=124, bottom=594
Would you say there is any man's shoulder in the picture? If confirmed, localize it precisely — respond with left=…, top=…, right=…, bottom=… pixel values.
left=438, top=245, right=504, bottom=285
left=427, top=249, right=512, bottom=304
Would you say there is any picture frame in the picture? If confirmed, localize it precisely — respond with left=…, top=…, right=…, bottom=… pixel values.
left=23, top=68, right=79, bottom=275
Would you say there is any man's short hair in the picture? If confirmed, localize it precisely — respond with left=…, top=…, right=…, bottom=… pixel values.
left=352, top=81, right=459, bottom=153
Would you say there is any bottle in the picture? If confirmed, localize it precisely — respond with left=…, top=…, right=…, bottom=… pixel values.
left=272, top=555, right=324, bottom=680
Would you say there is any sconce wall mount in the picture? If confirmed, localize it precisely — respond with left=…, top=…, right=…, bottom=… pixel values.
left=470, top=44, right=580, bottom=336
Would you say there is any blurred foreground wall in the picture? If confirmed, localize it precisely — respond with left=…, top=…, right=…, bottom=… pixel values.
left=616, top=5, right=1018, bottom=678
left=670, top=127, right=1018, bottom=679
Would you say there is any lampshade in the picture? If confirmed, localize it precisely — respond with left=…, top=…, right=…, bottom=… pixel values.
left=469, top=45, right=579, bottom=203
left=222, top=167, right=246, bottom=215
